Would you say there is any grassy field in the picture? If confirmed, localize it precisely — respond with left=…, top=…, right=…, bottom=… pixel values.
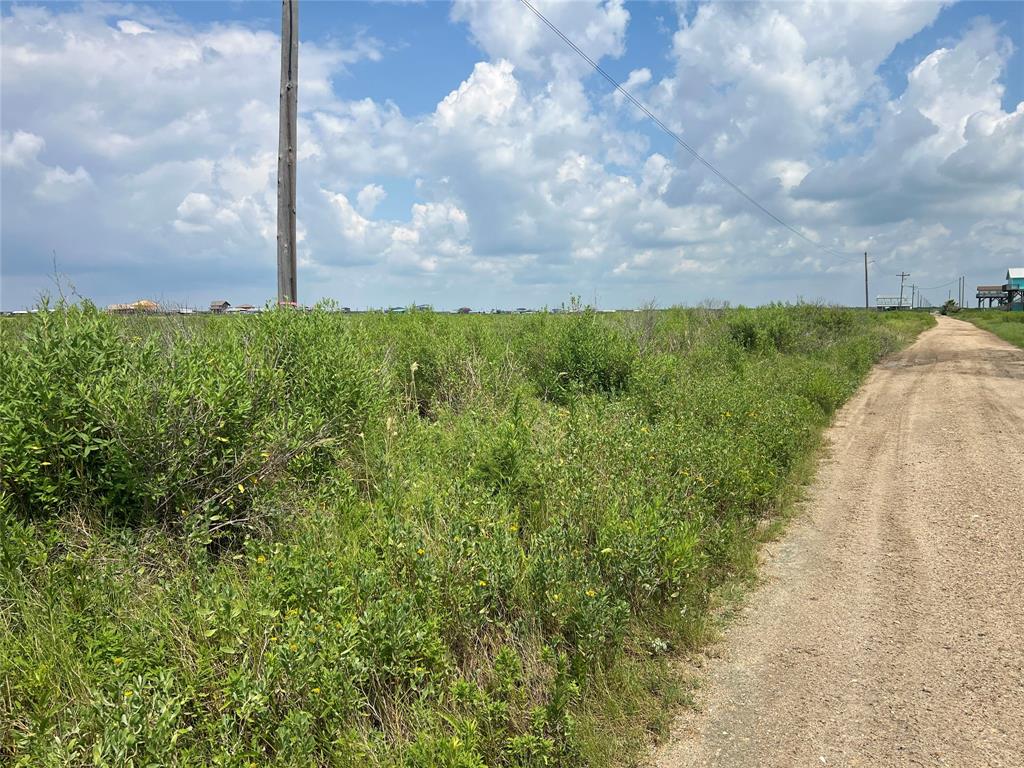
left=957, top=309, right=1024, bottom=348
left=0, top=303, right=932, bottom=767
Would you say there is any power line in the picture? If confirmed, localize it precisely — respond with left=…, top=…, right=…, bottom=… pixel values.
left=518, top=0, right=863, bottom=264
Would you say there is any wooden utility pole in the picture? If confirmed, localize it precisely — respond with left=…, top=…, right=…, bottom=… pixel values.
left=898, top=271, right=910, bottom=311
left=864, top=252, right=869, bottom=310
left=277, top=0, right=298, bottom=305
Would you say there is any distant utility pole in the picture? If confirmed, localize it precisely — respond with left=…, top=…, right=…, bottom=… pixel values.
left=864, top=252, right=869, bottom=310
left=277, top=0, right=299, bottom=305
left=911, top=284, right=917, bottom=309
left=898, top=271, right=910, bottom=311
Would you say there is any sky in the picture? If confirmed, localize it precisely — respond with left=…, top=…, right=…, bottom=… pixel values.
left=1, top=0, right=1022, bottom=311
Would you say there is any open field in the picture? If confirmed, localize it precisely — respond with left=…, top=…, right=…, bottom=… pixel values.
left=957, top=309, right=1024, bottom=349
left=652, top=316, right=1024, bottom=767
left=1, top=303, right=931, bottom=767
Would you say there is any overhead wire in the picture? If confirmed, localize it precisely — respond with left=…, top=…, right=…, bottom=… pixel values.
left=519, top=0, right=865, bottom=264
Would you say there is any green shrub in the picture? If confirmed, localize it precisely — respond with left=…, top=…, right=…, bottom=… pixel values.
left=0, top=301, right=933, bottom=766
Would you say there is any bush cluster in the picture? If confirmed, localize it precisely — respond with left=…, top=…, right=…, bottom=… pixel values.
left=0, top=302, right=932, bottom=766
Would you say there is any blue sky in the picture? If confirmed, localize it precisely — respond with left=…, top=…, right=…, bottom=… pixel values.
left=2, top=1, right=1022, bottom=310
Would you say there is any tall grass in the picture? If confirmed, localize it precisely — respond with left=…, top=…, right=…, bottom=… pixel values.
left=0, top=303, right=932, bottom=766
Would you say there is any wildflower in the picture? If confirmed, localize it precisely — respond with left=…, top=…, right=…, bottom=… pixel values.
left=509, top=523, right=518, bottom=532
left=124, top=689, right=134, bottom=699
left=289, top=643, right=298, bottom=652
left=416, top=548, right=425, bottom=556
left=585, top=589, right=596, bottom=598
left=478, top=579, right=487, bottom=587
left=113, top=657, right=124, bottom=665
left=270, top=636, right=278, bottom=642
left=237, top=484, right=245, bottom=493
left=256, top=555, right=266, bottom=564
left=312, top=687, right=321, bottom=694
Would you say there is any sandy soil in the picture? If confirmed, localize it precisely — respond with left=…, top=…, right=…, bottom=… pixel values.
left=652, top=316, right=1024, bottom=768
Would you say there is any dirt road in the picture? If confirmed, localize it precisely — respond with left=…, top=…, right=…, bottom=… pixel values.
left=653, top=316, right=1024, bottom=768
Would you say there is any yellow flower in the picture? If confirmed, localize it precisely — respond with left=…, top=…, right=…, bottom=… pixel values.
left=256, top=555, right=266, bottom=564
left=478, top=579, right=487, bottom=587
left=123, top=689, right=134, bottom=698
left=289, top=643, right=298, bottom=651
left=585, top=589, right=596, bottom=598
left=237, top=484, right=245, bottom=493
left=416, top=548, right=425, bottom=556
left=270, top=636, right=278, bottom=642
left=312, top=687, right=321, bottom=694
left=113, top=657, right=124, bottom=665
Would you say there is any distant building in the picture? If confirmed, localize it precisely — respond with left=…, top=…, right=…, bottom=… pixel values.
left=106, top=299, right=159, bottom=314
left=876, top=295, right=912, bottom=311
left=457, top=307, right=472, bottom=314
left=210, top=300, right=231, bottom=313
left=1007, top=268, right=1024, bottom=311
left=975, top=285, right=1007, bottom=308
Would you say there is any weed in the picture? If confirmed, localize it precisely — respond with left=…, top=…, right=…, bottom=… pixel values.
left=0, top=302, right=932, bottom=766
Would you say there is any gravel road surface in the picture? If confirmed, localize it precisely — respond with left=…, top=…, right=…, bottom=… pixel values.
left=652, top=316, right=1024, bottom=768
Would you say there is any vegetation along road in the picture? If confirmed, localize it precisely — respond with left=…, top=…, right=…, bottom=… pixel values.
left=654, top=316, right=1024, bottom=767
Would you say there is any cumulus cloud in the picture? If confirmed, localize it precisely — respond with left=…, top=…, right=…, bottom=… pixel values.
left=1, top=130, right=45, bottom=167
left=356, top=184, right=387, bottom=216
left=796, top=18, right=1024, bottom=231
left=0, top=1, right=1020, bottom=310
left=34, top=165, right=94, bottom=202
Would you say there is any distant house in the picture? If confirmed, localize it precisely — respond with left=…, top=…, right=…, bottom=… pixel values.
left=210, top=300, right=230, bottom=313
left=1006, top=268, right=1024, bottom=312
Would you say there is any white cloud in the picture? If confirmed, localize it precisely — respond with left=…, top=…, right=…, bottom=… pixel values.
left=451, top=0, right=629, bottom=79
left=0, top=2, right=1020, bottom=310
left=34, top=165, right=93, bottom=202
left=117, top=20, right=153, bottom=36
left=356, top=184, right=387, bottom=216
left=1, top=130, right=45, bottom=167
